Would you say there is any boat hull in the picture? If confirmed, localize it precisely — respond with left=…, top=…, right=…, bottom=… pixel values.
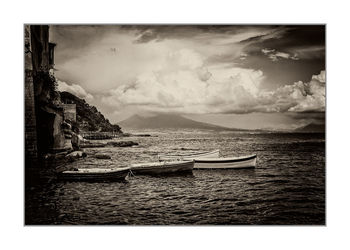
left=58, top=167, right=130, bottom=182
left=158, top=149, right=220, bottom=161
left=131, top=160, right=194, bottom=175
left=194, top=155, right=257, bottom=169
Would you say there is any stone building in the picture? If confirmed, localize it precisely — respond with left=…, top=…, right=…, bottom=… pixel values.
left=62, top=104, right=77, bottom=122
left=25, top=25, right=73, bottom=171
left=24, top=25, right=38, bottom=167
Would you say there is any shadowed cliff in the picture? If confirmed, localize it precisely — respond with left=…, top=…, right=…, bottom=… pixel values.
left=60, top=91, right=122, bottom=133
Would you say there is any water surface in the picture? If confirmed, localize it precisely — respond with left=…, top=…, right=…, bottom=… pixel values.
left=26, top=131, right=325, bottom=225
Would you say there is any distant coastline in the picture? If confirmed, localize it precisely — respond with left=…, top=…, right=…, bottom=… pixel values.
left=118, top=113, right=325, bottom=133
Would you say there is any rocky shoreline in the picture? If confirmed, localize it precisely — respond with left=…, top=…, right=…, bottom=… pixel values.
left=80, top=140, right=139, bottom=148
left=37, top=136, right=139, bottom=179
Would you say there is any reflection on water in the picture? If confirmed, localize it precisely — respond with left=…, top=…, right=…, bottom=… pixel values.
left=25, top=131, right=325, bottom=225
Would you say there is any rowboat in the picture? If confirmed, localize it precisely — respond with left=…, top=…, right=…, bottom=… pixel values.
left=158, top=149, right=220, bottom=161
left=193, top=154, right=257, bottom=169
left=58, top=167, right=130, bottom=181
left=131, top=160, right=194, bottom=175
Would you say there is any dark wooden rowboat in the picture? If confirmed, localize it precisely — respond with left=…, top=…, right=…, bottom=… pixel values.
left=58, top=167, right=130, bottom=182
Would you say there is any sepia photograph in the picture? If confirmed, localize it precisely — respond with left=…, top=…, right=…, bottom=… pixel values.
left=24, top=24, right=325, bottom=225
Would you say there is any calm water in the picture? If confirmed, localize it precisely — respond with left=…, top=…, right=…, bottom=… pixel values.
left=25, top=131, right=325, bottom=225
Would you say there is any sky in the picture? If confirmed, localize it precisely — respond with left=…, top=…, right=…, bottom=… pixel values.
left=51, top=25, right=325, bottom=130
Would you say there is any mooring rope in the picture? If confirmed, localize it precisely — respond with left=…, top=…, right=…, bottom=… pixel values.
left=129, top=169, right=135, bottom=177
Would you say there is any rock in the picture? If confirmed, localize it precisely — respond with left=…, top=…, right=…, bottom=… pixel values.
left=62, top=139, right=73, bottom=151
left=64, top=134, right=72, bottom=139
left=63, top=128, right=72, bottom=135
left=107, top=141, right=139, bottom=147
left=61, top=121, right=72, bottom=130
left=44, top=153, right=54, bottom=160
left=44, top=151, right=67, bottom=160
left=133, top=134, right=151, bottom=137
left=83, top=133, right=112, bottom=140
left=65, top=151, right=87, bottom=160
left=71, top=132, right=81, bottom=150
left=80, top=142, right=106, bottom=148
left=94, top=153, right=112, bottom=159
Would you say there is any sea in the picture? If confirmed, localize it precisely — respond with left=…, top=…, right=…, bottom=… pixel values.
left=25, top=130, right=325, bottom=225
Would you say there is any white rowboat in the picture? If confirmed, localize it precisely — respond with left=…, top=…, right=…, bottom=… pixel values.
left=193, top=154, right=257, bottom=169
left=158, top=149, right=220, bottom=161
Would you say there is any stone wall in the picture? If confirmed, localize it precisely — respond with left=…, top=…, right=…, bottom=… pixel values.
left=62, top=104, right=76, bottom=122
left=24, top=25, right=38, bottom=167
left=30, top=25, right=50, bottom=72
left=25, top=25, right=74, bottom=169
left=25, top=70, right=38, bottom=167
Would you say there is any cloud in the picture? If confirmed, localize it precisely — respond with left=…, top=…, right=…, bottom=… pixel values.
left=254, top=70, right=325, bottom=113
left=261, top=48, right=275, bottom=54
left=197, top=67, right=212, bottom=82
left=238, top=27, right=289, bottom=44
left=52, top=26, right=283, bottom=94
left=261, top=48, right=299, bottom=61
left=101, top=61, right=325, bottom=115
left=239, top=53, right=248, bottom=60
left=285, top=71, right=325, bottom=112
left=57, top=80, right=94, bottom=100
left=130, top=25, right=280, bottom=44
left=312, top=69, right=325, bottom=82
left=242, top=26, right=325, bottom=60
left=51, top=25, right=325, bottom=125
left=166, top=49, right=204, bottom=70
left=101, top=48, right=266, bottom=114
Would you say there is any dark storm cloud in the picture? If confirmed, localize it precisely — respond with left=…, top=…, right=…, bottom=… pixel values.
left=182, top=25, right=325, bottom=86
left=242, top=25, right=325, bottom=59
left=51, top=25, right=324, bottom=57
left=234, top=25, right=326, bottom=86
left=275, top=25, right=325, bottom=49
left=239, top=53, right=324, bottom=87
left=50, top=25, right=115, bottom=64
left=120, top=25, right=279, bottom=43
left=120, top=25, right=198, bottom=43
left=238, top=26, right=288, bottom=44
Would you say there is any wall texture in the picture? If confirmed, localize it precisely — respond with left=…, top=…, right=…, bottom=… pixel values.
left=24, top=25, right=38, bottom=167
left=62, top=104, right=77, bottom=122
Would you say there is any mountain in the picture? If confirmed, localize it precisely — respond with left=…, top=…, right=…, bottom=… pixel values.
left=119, top=114, right=244, bottom=131
left=59, top=91, right=122, bottom=133
left=295, top=123, right=325, bottom=133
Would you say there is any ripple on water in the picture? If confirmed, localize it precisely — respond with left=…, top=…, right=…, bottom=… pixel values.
left=26, top=132, right=325, bottom=225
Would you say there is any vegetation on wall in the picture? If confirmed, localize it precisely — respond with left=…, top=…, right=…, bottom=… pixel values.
left=33, top=71, right=59, bottom=105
